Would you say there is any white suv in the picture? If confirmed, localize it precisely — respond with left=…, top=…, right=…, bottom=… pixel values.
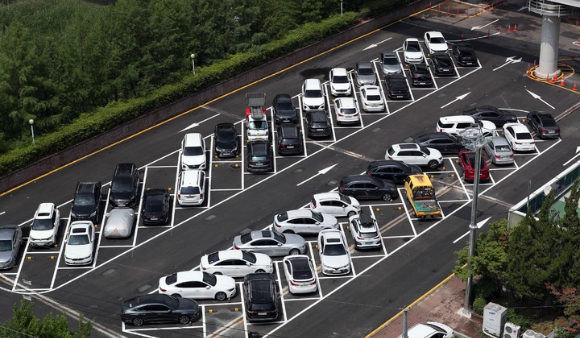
left=309, top=192, right=360, bottom=217
left=181, top=133, right=206, bottom=170
left=177, top=170, right=206, bottom=206
left=29, top=203, right=60, bottom=247
left=302, top=79, right=325, bottom=111
left=334, top=97, right=360, bottom=125
left=424, top=31, right=449, bottom=54
left=329, top=68, right=352, bottom=96
left=386, top=143, right=442, bottom=170
left=436, top=116, right=496, bottom=137
left=503, top=123, right=535, bottom=152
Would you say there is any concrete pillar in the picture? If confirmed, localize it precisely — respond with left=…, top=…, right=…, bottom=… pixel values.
left=534, top=15, right=561, bottom=79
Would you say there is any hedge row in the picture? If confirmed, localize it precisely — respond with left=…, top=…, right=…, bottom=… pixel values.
left=0, top=9, right=368, bottom=176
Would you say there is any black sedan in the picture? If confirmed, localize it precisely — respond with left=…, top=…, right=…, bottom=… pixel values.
left=305, top=111, right=332, bottom=138
left=339, top=175, right=397, bottom=201
left=367, top=160, right=422, bottom=184
left=142, top=189, right=171, bottom=225
left=385, top=75, right=411, bottom=100
left=452, top=43, right=478, bottom=66
left=527, top=111, right=560, bottom=139
left=409, top=64, right=433, bottom=87
left=120, top=294, right=199, bottom=327
left=247, top=141, right=273, bottom=172
left=412, top=132, right=464, bottom=154
left=429, top=53, right=455, bottom=76
left=462, top=106, right=517, bottom=127
left=214, top=123, right=239, bottom=158
left=272, top=94, right=298, bottom=124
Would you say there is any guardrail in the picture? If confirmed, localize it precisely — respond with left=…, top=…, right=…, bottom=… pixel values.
left=528, top=0, right=571, bottom=17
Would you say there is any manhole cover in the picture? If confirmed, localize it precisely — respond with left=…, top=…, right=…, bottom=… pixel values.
left=102, top=268, right=115, bottom=276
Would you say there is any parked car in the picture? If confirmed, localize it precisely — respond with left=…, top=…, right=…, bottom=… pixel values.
left=243, top=273, right=280, bottom=322
left=526, top=111, right=560, bottom=139
left=403, top=38, right=423, bottom=64
left=318, top=229, right=351, bottom=276
left=503, top=123, right=535, bottom=152
left=302, top=79, right=325, bottom=111
left=309, top=192, right=361, bottom=217
left=360, top=85, right=385, bottom=112
left=272, top=94, right=298, bottom=124
left=398, top=321, right=455, bottom=338
left=103, top=208, right=135, bottom=239
left=247, top=141, right=274, bottom=173
left=142, top=189, right=171, bottom=225
left=424, top=31, right=448, bottom=54
left=120, top=294, right=199, bottom=327
left=380, top=51, right=402, bottom=76
left=181, top=133, right=206, bottom=170
left=200, top=250, right=273, bottom=277
left=110, top=163, right=140, bottom=207
left=355, top=61, right=377, bottom=86
left=483, top=136, right=515, bottom=165
left=334, top=97, right=360, bottom=125
left=158, top=271, right=236, bottom=301
left=452, top=42, right=478, bottom=66
left=436, top=116, right=496, bottom=137
left=274, top=209, right=338, bottom=234
left=305, top=111, right=332, bottom=138
left=276, top=123, right=303, bottom=155
left=385, top=143, right=442, bottom=170
left=177, top=169, right=206, bottom=206
left=367, top=160, right=422, bottom=184
left=71, top=182, right=102, bottom=224
left=328, top=68, right=352, bottom=96
left=339, top=175, right=398, bottom=201
left=348, top=212, right=381, bottom=249
left=411, top=132, right=463, bottom=154
left=409, top=64, right=433, bottom=87
left=282, top=255, right=318, bottom=294
left=385, top=75, right=411, bottom=100
left=0, top=226, right=22, bottom=270
left=458, top=149, right=490, bottom=182
left=64, top=221, right=95, bottom=266
left=247, top=113, right=269, bottom=141
left=428, top=53, right=455, bottom=76
left=214, top=123, right=239, bottom=157
left=29, top=203, right=60, bottom=247
left=463, top=106, right=517, bottom=127
left=233, top=229, right=306, bottom=257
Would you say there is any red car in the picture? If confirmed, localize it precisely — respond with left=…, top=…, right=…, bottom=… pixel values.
left=458, top=149, right=489, bottom=182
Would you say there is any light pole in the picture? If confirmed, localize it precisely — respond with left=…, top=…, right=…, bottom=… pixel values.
left=340, top=0, right=344, bottom=16
left=29, top=119, right=35, bottom=145
left=459, top=123, right=489, bottom=315
left=190, top=53, right=196, bottom=75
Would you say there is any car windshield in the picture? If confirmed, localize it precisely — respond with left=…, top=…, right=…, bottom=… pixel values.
left=249, top=301, right=275, bottom=311
left=240, top=233, right=252, bottom=244
left=217, top=130, right=236, bottom=142
left=430, top=37, right=446, bottom=44
left=516, top=133, right=532, bottom=140
left=202, top=272, right=217, bottom=286
left=367, top=94, right=381, bottom=101
left=242, top=251, right=257, bottom=263
left=304, top=89, right=322, bottom=98
left=324, top=244, right=346, bottom=256
left=310, top=211, right=324, bottom=222
left=0, top=240, right=11, bottom=251
left=180, top=186, right=200, bottom=194
left=183, top=146, right=204, bottom=156
left=145, top=197, right=164, bottom=212
left=74, top=193, right=94, bottom=206
left=383, top=57, right=398, bottom=65
left=248, top=120, right=268, bottom=129
left=277, top=212, right=288, bottom=222
left=32, top=218, right=54, bottom=231
left=406, top=42, right=420, bottom=51
left=358, top=67, right=374, bottom=75
left=111, top=178, right=133, bottom=192
left=332, top=75, right=349, bottom=83
left=339, top=193, right=351, bottom=204
left=68, top=234, right=89, bottom=245
left=496, top=145, right=511, bottom=152
left=276, top=100, right=293, bottom=110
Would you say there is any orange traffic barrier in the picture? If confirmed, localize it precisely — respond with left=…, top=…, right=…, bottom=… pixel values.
left=507, top=25, right=511, bottom=33
left=560, top=79, right=565, bottom=86
left=514, top=24, right=518, bottom=32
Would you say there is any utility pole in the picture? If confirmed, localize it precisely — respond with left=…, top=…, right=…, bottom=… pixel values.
left=402, top=307, right=408, bottom=338
left=340, top=0, right=344, bottom=16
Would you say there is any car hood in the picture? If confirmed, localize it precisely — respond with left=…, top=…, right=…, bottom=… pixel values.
left=254, top=253, right=273, bottom=267
left=215, top=275, right=236, bottom=289
left=284, top=234, right=306, bottom=247
left=321, top=254, right=349, bottom=268
left=357, top=75, right=375, bottom=84
left=65, top=243, right=92, bottom=259
left=30, top=229, right=55, bottom=240
left=322, top=214, right=338, bottom=227
left=480, top=120, right=497, bottom=133
left=331, top=82, right=350, bottom=90
left=303, top=97, right=325, bottom=106
left=216, top=139, right=237, bottom=150
left=110, top=191, right=134, bottom=205
left=349, top=197, right=361, bottom=209
left=405, top=51, right=423, bottom=58
left=426, top=147, right=442, bottom=158
left=0, top=251, right=14, bottom=264
left=182, top=154, right=205, bottom=166
left=72, top=204, right=95, bottom=217
left=382, top=64, right=401, bottom=74
left=429, top=43, right=448, bottom=51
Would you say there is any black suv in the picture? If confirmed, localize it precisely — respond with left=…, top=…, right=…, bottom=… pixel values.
left=110, top=163, right=140, bottom=207
left=385, top=75, right=411, bottom=100
left=247, top=141, right=273, bottom=172
left=243, top=273, right=280, bottom=322
left=462, top=106, right=517, bottom=127
left=214, top=123, right=239, bottom=158
left=412, top=132, right=464, bottom=154
left=452, top=43, right=478, bottom=66
left=429, top=53, right=455, bottom=76
left=71, top=182, right=102, bottom=224
left=272, top=94, right=298, bottom=124
left=305, top=111, right=332, bottom=138
left=142, top=189, right=171, bottom=225
left=276, top=123, right=303, bottom=155
left=409, top=64, right=433, bottom=87
left=339, top=175, right=397, bottom=201
left=367, top=160, right=422, bottom=184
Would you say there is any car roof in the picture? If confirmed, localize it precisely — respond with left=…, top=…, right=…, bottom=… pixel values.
left=506, top=123, right=530, bottom=133
left=175, top=271, right=204, bottom=282
left=361, top=86, right=381, bottom=93
left=35, top=203, right=55, bottom=219
left=393, top=143, right=420, bottom=151
left=144, top=189, right=168, bottom=196
left=287, top=209, right=314, bottom=218
left=418, top=132, right=453, bottom=141
left=76, top=182, right=99, bottom=193
left=388, top=74, right=406, bottom=81
left=129, top=294, right=176, bottom=308
left=180, top=170, right=203, bottom=186
left=490, top=136, right=509, bottom=145
left=0, top=227, right=18, bottom=240
left=304, top=79, right=321, bottom=89
left=405, top=38, right=419, bottom=42
left=357, top=61, right=373, bottom=69
left=369, top=160, right=403, bottom=169
left=335, top=97, right=356, bottom=107
left=439, top=115, right=475, bottom=123
left=216, top=250, right=244, bottom=260
left=70, top=221, right=92, bottom=231
left=249, top=230, right=276, bottom=240
left=248, top=141, right=269, bottom=154
left=184, top=133, right=203, bottom=146
left=342, top=175, right=380, bottom=184
left=313, top=192, right=341, bottom=201
left=331, top=68, right=348, bottom=76
left=426, top=31, right=444, bottom=38
left=321, top=229, right=342, bottom=241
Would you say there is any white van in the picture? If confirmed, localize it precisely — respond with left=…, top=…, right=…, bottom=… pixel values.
left=181, top=133, right=206, bottom=170
left=436, top=116, right=496, bottom=137
left=177, top=170, right=206, bottom=206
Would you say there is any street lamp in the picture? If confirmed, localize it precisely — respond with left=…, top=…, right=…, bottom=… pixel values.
left=29, top=119, right=35, bottom=145
left=459, top=123, right=489, bottom=315
left=190, top=53, right=196, bottom=75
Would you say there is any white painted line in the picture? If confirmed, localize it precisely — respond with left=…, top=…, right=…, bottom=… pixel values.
left=12, top=238, right=31, bottom=291
left=179, top=113, right=220, bottom=132
left=48, top=213, right=73, bottom=290
left=283, top=297, right=322, bottom=302
left=137, top=225, right=172, bottom=229
left=351, top=254, right=386, bottom=259
left=275, top=261, right=288, bottom=322
left=397, top=188, right=417, bottom=236
left=318, top=276, right=353, bottom=280
left=372, top=61, right=390, bottom=115
left=449, top=158, right=471, bottom=200
left=0, top=211, right=5, bottom=216
left=201, top=305, right=206, bottom=337
left=438, top=199, right=471, bottom=203
left=57, top=266, right=93, bottom=270
left=133, top=166, right=148, bottom=247
left=240, top=281, right=249, bottom=338
left=212, top=160, right=243, bottom=164
left=297, top=96, right=309, bottom=157
left=207, top=135, right=215, bottom=209
left=210, top=188, right=243, bottom=191
left=382, top=235, right=415, bottom=239
left=170, top=151, right=181, bottom=229
left=146, top=165, right=177, bottom=169
left=323, top=84, right=338, bottom=142
left=92, top=189, right=110, bottom=268
left=98, top=245, right=134, bottom=248
left=369, top=207, right=388, bottom=256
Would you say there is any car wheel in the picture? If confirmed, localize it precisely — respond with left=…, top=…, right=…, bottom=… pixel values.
left=347, top=211, right=356, bottom=217
left=382, top=194, right=393, bottom=201
left=171, top=294, right=181, bottom=299
left=428, top=160, right=439, bottom=170
left=289, top=249, right=300, bottom=255
left=255, top=269, right=266, bottom=273
left=215, top=292, right=227, bottom=301
left=132, top=318, right=144, bottom=327
left=178, top=315, right=191, bottom=325
left=282, top=230, right=295, bottom=234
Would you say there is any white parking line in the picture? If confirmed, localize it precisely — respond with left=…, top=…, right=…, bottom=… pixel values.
left=397, top=188, right=417, bottom=236
left=275, top=261, right=288, bottom=322
left=239, top=283, right=249, bottom=338
left=133, top=167, right=148, bottom=246
left=48, top=213, right=72, bottom=289
left=323, top=83, right=338, bottom=142
left=382, top=235, right=415, bottom=239
left=369, top=207, right=388, bottom=256
left=12, top=238, right=31, bottom=291
left=207, top=136, right=215, bottom=209
left=372, top=60, right=390, bottom=115
left=448, top=158, right=471, bottom=200
left=296, top=97, right=309, bottom=157
left=283, top=297, right=321, bottom=302
left=92, top=190, right=111, bottom=268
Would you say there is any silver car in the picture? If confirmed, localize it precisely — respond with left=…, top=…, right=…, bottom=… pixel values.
left=0, top=226, right=22, bottom=270
left=233, top=230, right=306, bottom=257
left=103, top=208, right=135, bottom=238
left=484, top=136, right=514, bottom=165
left=355, top=62, right=377, bottom=86
left=380, top=52, right=402, bottom=76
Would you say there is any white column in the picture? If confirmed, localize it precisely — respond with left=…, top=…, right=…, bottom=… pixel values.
left=534, top=15, right=561, bottom=79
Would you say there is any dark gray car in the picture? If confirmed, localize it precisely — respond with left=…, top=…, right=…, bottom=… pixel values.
left=0, top=226, right=22, bottom=270
left=526, top=111, right=560, bottom=139
left=355, top=62, right=377, bottom=86
left=233, top=230, right=306, bottom=257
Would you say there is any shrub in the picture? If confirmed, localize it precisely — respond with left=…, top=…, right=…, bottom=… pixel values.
left=507, top=308, right=532, bottom=329
left=475, top=276, right=499, bottom=300
left=473, top=298, right=487, bottom=315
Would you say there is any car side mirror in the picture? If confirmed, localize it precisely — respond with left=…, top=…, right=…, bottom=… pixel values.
left=206, top=286, right=211, bottom=289
left=246, top=262, right=251, bottom=266
left=278, top=243, right=282, bottom=246
left=316, top=222, right=320, bottom=225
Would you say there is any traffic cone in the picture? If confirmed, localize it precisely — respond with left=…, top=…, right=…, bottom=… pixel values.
left=507, top=24, right=511, bottom=32
left=498, top=26, right=502, bottom=34
left=573, top=83, right=578, bottom=91
left=560, top=78, right=565, bottom=86
left=514, top=24, right=518, bottom=32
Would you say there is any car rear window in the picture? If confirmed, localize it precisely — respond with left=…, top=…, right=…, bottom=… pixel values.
left=495, top=145, right=511, bottom=152
left=387, top=147, right=395, bottom=156
left=165, top=273, right=177, bottom=285
left=539, top=116, right=556, bottom=126
left=367, top=94, right=381, bottom=101
left=339, top=193, right=350, bottom=204
left=240, top=233, right=252, bottom=244
left=438, top=120, right=453, bottom=128
left=180, top=186, right=200, bottom=194
left=516, top=133, right=532, bottom=140
left=360, top=231, right=378, bottom=238
left=277, top=212, right=288, bottom=222
left=208, top=252, right=220, bottom=264
left=242, top=251, right=257, bottom=263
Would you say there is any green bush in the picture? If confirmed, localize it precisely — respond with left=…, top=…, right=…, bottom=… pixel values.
left=475, top=276, right=499, bottom=300
left=507, top=308, right=532, bottom=329
left=473, top=298, right=487, bottom=315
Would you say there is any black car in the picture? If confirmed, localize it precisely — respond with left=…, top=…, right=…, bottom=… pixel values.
left=339, top=175, right=397, bottom=201
left=412, top=132, right=464, bottom=154
left=409, top=64, right=433, bottom=87
left=120, top=294, right=199, bottom=327
left=527, top=111, right=560, bottom=139
left=247, top=141, right=273, bottom=172
left=305, top=111, right=332, bottom=138
left=276, top=123, right=303, bottom=155
left=110, top=163, right=140, bottom=207
left=385, top=75, right=411, bottom=100
left=142, top=189, right=171, bottom=225
left=243, top=273, right=280, bottom=322
left=367, top=160, right=422, bottom=184
left=451, top=43, right=478, bottom=66
left=462, top=106, right=517, bottom=127
left=214, top=123, right=239, bottom=158
left=272, top=94, right=298, bottom=124
left=71, top=182, right=102, bottom=224
left=429, top=53, right=455, bottom=76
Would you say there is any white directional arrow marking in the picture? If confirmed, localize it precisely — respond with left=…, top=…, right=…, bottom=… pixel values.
left=525, top=89, right=555, bottom=109
left=562, top=147, right=580, bottom=166
left=297, top=164, right=338, bottom=186
left=363, top=37, right=392, bottom=51
left=440, top=92, right=471, bottom=109
left=453, top=217, right=492, bottom=244
left=492, top=56, right=522, bottom=71
left=179, top=114, right=220, bottom=132
left=471, top=19, right=499, bottom=30
left=518, top=5, right=527, bottom=11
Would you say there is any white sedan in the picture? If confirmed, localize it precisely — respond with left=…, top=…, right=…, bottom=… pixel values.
left=200, top=250, right=273, bottom=277
left=273, top=209, right=338, bottom=235
left=159, top=271, right=236, bottom=301
left=309, top=192, right=360, bottom=217
left=360, top=86, right=385, bottom=112
left=398, top=321, right=454, bottom=338
left=503, top=123, right=535, bottom=152
left=318, top=229, right=351, bottom=276
left=403, top=38, right=424, bottom=64
left=282, top=255, right=318, bottom=294
left=334, top=97, right=360, bottom=125
left=64, top=221, right=95, bottom=266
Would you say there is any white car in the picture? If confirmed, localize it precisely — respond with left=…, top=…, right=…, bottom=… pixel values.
left=424, top=31, right=449, bottom=54
left=302, top=79, right=325, bottom=111
left=334, top=97, right=360, bottom=125
left=64, top=221, right=95, bottom=266
left=181, top=133, right=206, bottom=170
left=29, top=203, right=60, bottom=247
left=348, top=212, right=381, bottom=249
left=436, top=116, right=497, bottom=137
left=398, top=321, right=455, bottom=338
left=200, top=250, right=273, bottom=277
left=403, top=38, right=424, bottom=64
left=309, top=192, right=360, bottom=217
left=386, top=143, right=443, bottom=170
left=318, top=229, right=351, bottom=276
left=103, top=208, right=135, bottom=239
left=159, top=271, right=236, bottom=301
left=282, top=255, right=318, bottom=294
left=177, top=169, right=206, bottom=206
left=503, top=123, right=535, bottom=152
left=329, top=68, right=352, bottom=96
left=273, top=209, right=338, bottom=234
left=360, top=86, right=384, bottom=112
